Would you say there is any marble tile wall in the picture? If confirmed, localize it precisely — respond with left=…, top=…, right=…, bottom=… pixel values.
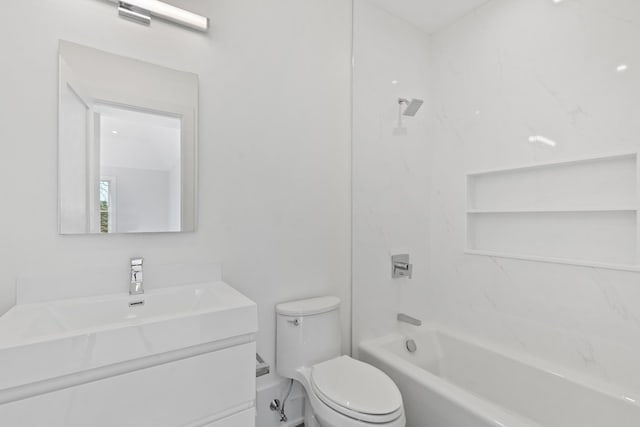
left=429, top=0, right=640, bottom=392
left=354, top=0, right=640, bottom=394
left=352, top=0, right=432, bottom=351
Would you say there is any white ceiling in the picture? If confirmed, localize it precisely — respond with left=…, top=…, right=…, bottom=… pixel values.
left=367, top=0, right=490, bottom=33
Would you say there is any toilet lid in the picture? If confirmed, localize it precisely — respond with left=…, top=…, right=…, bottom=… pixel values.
left=311, top=356, right=403, bottom=421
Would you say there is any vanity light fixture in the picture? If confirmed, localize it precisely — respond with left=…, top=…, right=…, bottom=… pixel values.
left=113, top=0, right=209, bottom=32
left=118, top=2, right=151, bottom=26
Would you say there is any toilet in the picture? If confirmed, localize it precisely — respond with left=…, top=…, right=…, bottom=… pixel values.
left=276, top=296, right=406, bottom=427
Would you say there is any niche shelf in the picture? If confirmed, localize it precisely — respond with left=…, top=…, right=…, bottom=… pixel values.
left=465, top=152, right=640, bottom=271
left=468, top=208, right=638, bottom=214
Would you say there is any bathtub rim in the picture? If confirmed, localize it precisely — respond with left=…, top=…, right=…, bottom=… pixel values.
left=360, top=331, right=542, bottom=427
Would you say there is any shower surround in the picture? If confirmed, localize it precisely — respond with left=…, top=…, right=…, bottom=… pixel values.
left=353, top=0, right=640, bottom=402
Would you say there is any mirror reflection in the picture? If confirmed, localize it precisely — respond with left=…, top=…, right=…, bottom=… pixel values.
left=98, top=105, right=182, bottom=233
left=58, top=41, right=197, bottom=234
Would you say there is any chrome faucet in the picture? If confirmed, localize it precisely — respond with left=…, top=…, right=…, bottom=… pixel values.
left=397, top=313, right=422, bottom=326
left=130, top=258, right=144, bottom=295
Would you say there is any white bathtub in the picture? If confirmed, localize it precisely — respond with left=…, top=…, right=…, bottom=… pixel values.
left=359, top=325, right=640, bottom=427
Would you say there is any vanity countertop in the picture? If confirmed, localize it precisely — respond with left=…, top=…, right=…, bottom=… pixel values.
left=0, top=281, right=257, bottom=396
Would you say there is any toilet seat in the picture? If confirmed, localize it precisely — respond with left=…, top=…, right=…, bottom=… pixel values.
left=310, top=356, right=403, bottom=423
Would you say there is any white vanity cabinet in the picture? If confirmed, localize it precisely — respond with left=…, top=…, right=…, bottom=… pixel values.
left=202, top=409, right=256, bottom=427
left=0, top=282, right=258, bottom=427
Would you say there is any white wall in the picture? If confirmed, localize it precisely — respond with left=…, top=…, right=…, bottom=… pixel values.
left=213, top=0, right=353, bottom=393
left=353, top=0, right=640, bottom=394
left=351, top=0, right=431, bottom=353
left=0, top=0, right=351, bottom=397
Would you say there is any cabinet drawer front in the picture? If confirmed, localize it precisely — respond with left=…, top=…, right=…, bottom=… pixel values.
left=202, top=408, right=255, bottom=427
left=0, top=342, right=256, bottom=427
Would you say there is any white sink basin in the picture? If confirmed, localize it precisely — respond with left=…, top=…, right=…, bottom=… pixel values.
left=0, top=282, right=257, bottom=399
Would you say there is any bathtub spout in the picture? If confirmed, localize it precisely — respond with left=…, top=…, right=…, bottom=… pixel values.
left=397, top=313, right=422, bottom=326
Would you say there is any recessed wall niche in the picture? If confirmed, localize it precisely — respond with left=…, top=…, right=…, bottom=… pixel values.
left=465, top=152, right=639, bottom=271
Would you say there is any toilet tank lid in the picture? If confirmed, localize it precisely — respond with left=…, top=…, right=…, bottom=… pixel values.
left=276, top=296, right=340, bottom=316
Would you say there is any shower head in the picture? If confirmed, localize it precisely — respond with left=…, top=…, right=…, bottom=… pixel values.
left=399, top=98, right=424, bottom=117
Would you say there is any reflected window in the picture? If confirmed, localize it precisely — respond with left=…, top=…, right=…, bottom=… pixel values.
left=99, top=179, right=113, bottom=233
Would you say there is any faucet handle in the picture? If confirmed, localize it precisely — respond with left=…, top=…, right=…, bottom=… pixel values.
left=392, top=254, right=413, bottom=279
left=131, top=257, right=143, bottom=267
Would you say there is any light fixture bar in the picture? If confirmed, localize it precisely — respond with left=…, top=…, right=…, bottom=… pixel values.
left=118, top=2, right=151, bottom=26
left=114, top=0, right=209, bottom=32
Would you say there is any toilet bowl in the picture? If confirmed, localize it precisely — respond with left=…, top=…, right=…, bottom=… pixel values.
left=276, top=297, right=405, bottom=427
left=299, top=356, right=405, bottom=427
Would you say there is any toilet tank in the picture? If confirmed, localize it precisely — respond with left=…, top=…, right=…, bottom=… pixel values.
left=276, top=296, right=342, bottom=379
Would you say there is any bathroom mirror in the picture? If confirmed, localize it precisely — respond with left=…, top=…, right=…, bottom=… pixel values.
left=58, top=40, right=197, bottom=234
